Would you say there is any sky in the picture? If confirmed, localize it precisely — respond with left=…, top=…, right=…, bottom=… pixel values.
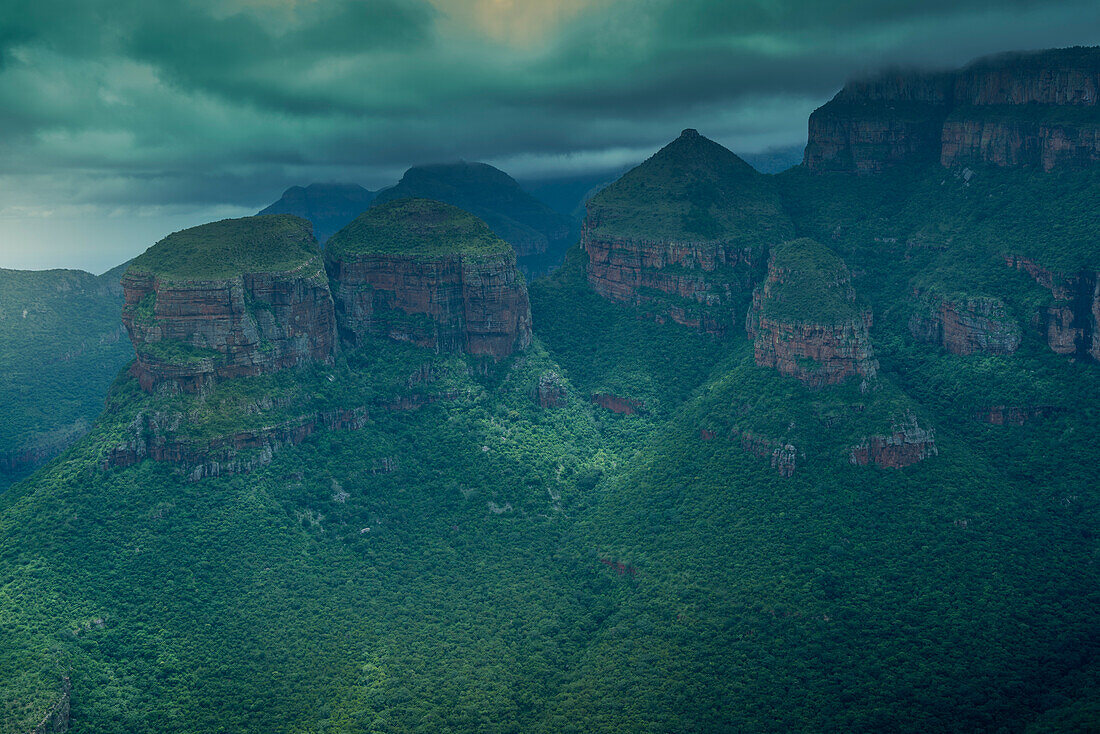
left=0, top=0, right=1098, bottom=273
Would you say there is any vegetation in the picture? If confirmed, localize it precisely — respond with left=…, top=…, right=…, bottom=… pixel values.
left=587, top=130, right=795, bottom=246
left=327, top=198, right=512, bottom=259
left=759, top=237, right=865, bottom=323
left=3, top=135, right=1100, bottom=732
left=0, top=264, right=133, bottom=490
left=127, top=215, right=321, bottom=281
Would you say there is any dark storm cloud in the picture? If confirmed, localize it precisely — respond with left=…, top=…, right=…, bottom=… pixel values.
left=0, top=0, right=1098, bottom=271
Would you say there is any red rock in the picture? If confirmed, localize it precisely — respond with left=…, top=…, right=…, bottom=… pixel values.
left=592, top=393, right=643, bottom=415
left=736, top=430, right=797, bottom=477
left=122, top=266, right=336, bottom=394
left=974, top=405, right=1065, bottom=425
left=908, top=292, right=1020, bottom=355
left=1005, top=254, right=1099, bottom=361
left=534, top=371, right=566, bottom=408
left=805, top=48, right=1100, bottom=173
left=327, top=251, right=532, bottom=359
left=849, top=414, right=937, bottom=468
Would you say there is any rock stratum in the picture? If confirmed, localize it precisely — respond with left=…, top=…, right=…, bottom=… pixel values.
left=908, top=291, right=1021, bottom=355
left=583, top=129, right=794, bottom=334
left=746, top=238, right=878, bottom=388
left=325, top=198, right=532, bottom=359
left=1005, top=254, right=1099, bottom=361
left=805, top=47, right=1100, bottom=173
left=121, top=215, right=337, bottom=393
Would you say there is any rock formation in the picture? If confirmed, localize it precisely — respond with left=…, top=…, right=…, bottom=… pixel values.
left=583, top=129, right=795, bottom=333
left=534, top=371, right=566, bottom=408
left=908, top=291, right=1021, bottom=355
left=258, top=182, right=376, bottom=245
left=973, top=404, right=1065, bottom=425
left=736, top=430, right=798, bottom=477
left=805, top=47, right=1100, bottom=173
left=371, top=162, right=577, bottom=271
left=325, top=198, right=532, bottom=359
left=591, top=393, right=643, bottom=415
left=121, top=215, right=337, bottom=393
left=746, top=238, right=878, bottom=388
left=849, top=413, right=938, bottom=468
left=1005, top=254, right=1099, bottom=361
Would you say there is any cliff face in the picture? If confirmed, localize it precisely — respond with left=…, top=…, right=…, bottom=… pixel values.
left=325, top=198, right=532, bottom=359
left=583, top=226, right=755, bottom=334
left=327, top=252, right=531, bottom=358
left=849, top=414, right=938, bottom=468
left=805, top=47, right=1100, bottom=173
left=582, top=129, right=794, bottom=333
left=746, top=239, right=878, bottom=388
left=1005, top=255, right=1099, bottom=361
left=908, top=292, right=1021, bottom=355
left=122, top=264, right=336, bottom=393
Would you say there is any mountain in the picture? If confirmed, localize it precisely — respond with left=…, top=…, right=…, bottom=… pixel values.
left=4, top=48, right=1100, bottom=734
left=582, top=128, right=794, bottom=333
left=258, top=183, right=377, bottom=245
left=805, top=46, right=1100, bottom=173
left=372, top=162, right=578, bottom=273
left=0, top=263, right=131, bottom=489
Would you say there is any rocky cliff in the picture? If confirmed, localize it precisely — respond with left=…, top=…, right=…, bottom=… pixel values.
left=746, top=238, right=878, bottom=388
left=121, top=215, right=337, bottom=393
left=583, top=129, right=794, bottom=333
left=908, top=291, right=1021, bottom=355
left=325, top=198, right=532, bottom=359
left=806, top=47, right=1100, bottom=173
left=849, top=413, right=938, bottom=468
left=1005, top=254, right=1099, bottom=361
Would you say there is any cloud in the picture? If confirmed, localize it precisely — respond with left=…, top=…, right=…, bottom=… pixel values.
left=0, top=0, right=1097, bottom=271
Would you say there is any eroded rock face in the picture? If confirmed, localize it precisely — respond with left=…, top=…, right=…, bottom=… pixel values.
left=581, top=129, right=793, bottom=333
left=105, top=406, right=369, bottom=481
left=908, top=292, right=1021, bottom=355
left=327, top=251, right=532, bottom=359
left=849, top=414, right=938, bottom=468
left=534, top=371, right=566, bottom=408
left=805, top=48, right=1100, bottom=173
left=592, top=393, right=643, bottom=415
left=1005, top=254, right=1099, bottom=361
left=582, top=227, right=755, bottom=334
left=746, top=241, right=878, bottom=388
left=737, top=430, right=798, bottom=477
left=974, top=405, right=1065, bottom=425
left=122, top=267, right=336, bottom=393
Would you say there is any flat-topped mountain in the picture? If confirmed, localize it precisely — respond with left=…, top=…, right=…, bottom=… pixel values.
left=121, top=215, right=336, bottom=392
left=583, top=128, right=794, bottom=333
left=806, top=46, right=1100, bottom=173
left=372, top=162, right=576, bottom=270
left=258, top=183, right=377, bottom=245
left=325, top=198, right=532, bottom=358
left=746, top=238, right=878, bottom=388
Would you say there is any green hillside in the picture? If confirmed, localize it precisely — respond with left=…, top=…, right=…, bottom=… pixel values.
left=128, top=215, right=320, bottom=281
left=3, top=145, right=1100, bottom=732
left=0, top=264, right=132, bottom=491
left=327, top=198, right=511, bottom=259
left=586, top=129, right=794, bottom=246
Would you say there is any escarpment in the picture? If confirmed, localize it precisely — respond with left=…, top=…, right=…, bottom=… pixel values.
left=583, top=129, right=794, bottom=333
left=746, top=238, right=878, bottom=388
left=325, top=198, right=532, bottom=359
left=122, top=215, right=336, bottom=393
left=806, top=47, right=1100, bottom=173
left=1005, top=254, right=1099, bottom=361
left=908, top=291, right=1021, bottom=355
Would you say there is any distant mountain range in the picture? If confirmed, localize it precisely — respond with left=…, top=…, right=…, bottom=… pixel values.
left=258, top=183, right=377, bottom=245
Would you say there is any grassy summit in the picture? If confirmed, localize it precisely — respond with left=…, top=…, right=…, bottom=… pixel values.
left=128, top=215, right=320, bottom=281
left=586, top=129, right=795, bottom=244
left=760, top=238, right=864, bottom=324
left=327, top=198, right=511, bottom=258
